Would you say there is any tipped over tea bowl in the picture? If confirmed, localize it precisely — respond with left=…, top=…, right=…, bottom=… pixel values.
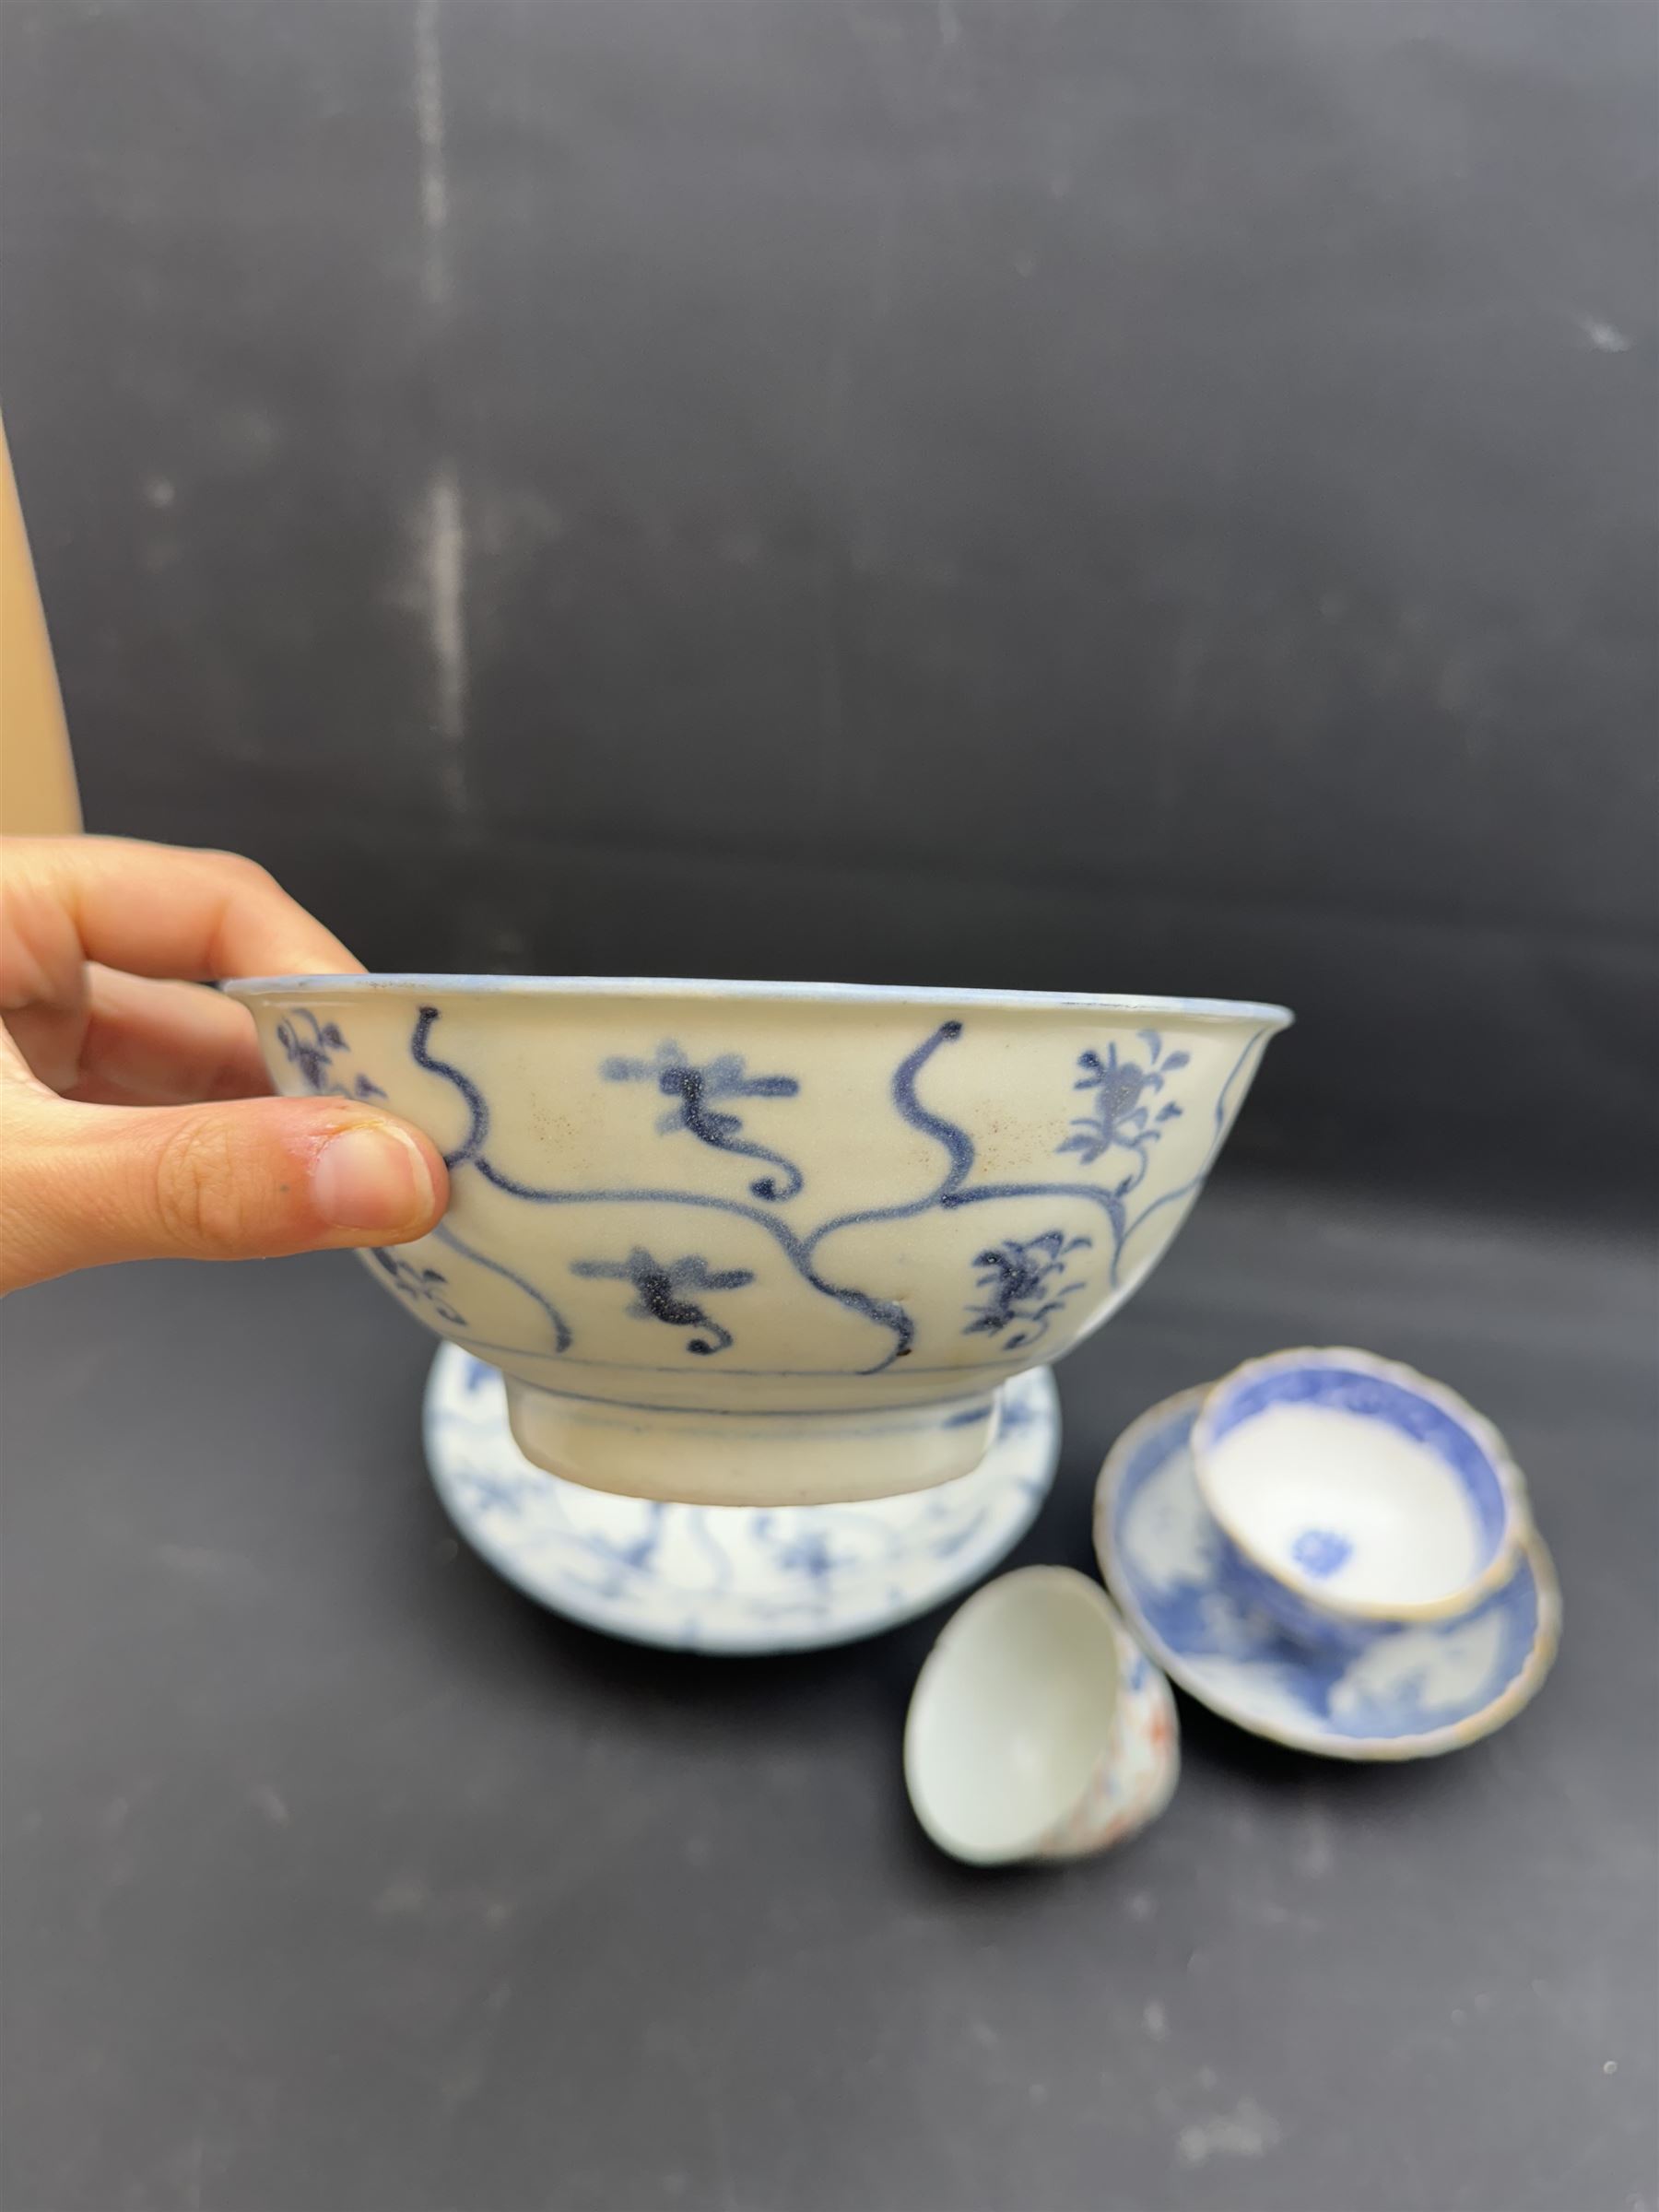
left=231, top=976, right=1290, bottom=1505
left=904, top=1566, right=1179, bottom=1865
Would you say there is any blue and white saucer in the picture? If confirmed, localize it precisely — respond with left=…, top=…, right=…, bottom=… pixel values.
left=1094, top=1388, right=1559, bottom=1759
left=426, top=1346, right=1061, bottom=1654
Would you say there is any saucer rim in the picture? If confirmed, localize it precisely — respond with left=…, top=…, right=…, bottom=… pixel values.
left=1094, top=1384, right=1561, bottom=1762
left=426, top=1347, right=1062, bottom=1656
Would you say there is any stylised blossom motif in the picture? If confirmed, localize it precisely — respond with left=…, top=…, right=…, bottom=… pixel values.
left=601, top=1041, right=803, bottom=1200
left=561, top=1502, right=672, bottom=1594
left=1057, top=1031, right=1187, bottom=1189
left=963, top=1230, right=1092, bottom=1349
left=571, top=1245, right=756, bottom=1357
left=1290, top=1528, right=1353, bottom=1580
left=276, top=1007, right=385, bottom=1100
left=757, top=1524, right=845, bottom=1583
left=456, top=1470, right=535, bottom=1519
left=368, top=1248, right=466, bottom=1325
left=745, top=1509, right=906, bottom=1605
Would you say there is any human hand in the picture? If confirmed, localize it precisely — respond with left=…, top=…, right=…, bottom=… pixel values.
left=0, top=836, right=447, bottom=1293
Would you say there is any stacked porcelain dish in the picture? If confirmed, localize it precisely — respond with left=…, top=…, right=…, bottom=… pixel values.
left=1095, top=1346, right=1560, bottom=1764
left=422, top=1347, right=1064, bottom=1655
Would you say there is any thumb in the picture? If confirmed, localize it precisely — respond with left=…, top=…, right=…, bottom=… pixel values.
left=2, top=1088, right=448, bottom=1289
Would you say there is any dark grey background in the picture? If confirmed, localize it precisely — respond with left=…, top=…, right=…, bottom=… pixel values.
left=4, top=1194, right=1655, bottom=2212
left=2, top=3, right=1656, bottom=2208
left=3, top=0, right=1656, bottom=1194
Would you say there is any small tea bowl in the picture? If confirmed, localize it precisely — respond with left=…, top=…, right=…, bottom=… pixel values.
left=231, top=975, right=1288, bottom=1506
left=903, top=1566, right=1178, bottom=1865
left=1190, top=1347, right=1528, bottom=1653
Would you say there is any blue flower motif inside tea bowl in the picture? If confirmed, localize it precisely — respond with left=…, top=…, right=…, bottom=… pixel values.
left=1190, top=1347, right=1528, bottom=1655
left=230, top=976, right=1289, bottom=1506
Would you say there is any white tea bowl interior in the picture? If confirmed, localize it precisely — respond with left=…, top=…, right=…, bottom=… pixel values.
left=232, top=975, right=1288, bottom=1507
left=904, top=1565, right=1178, bottom=1865
left=1190, top=1346, right=1527, bottom=1646
left=905, top=1568, right=1120, bottom=1864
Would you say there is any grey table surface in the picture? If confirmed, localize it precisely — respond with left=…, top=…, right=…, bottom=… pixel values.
left=2, top=1173, right=1654, bottom=2212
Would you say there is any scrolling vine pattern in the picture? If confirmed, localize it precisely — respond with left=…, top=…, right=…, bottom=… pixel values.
left=281, top=1005, right=1269, bottom=1373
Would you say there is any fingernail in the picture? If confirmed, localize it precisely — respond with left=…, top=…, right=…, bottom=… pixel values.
left=313, top=1124, right=435, bottom=1230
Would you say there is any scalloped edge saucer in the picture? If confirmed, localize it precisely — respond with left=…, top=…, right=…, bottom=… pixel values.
left=426, top=1346, right=1061, bottom=1654
left=1094, top=1386, right=1559, bottom=1760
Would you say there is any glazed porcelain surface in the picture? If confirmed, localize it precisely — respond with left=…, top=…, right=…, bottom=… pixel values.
left=426, top=1346, right=1060, bottom=1654
left=1191, top=1347, right=1527, bottom=1652
left=1096, top=1388, right=1559, bottom=1760
left=234, top=976, right=1288, bottom=1505
left=903, top=1565, right=1178, bottom=1865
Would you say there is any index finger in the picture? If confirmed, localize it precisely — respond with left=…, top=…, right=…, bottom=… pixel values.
left=1, top=836, right=364, bottom=986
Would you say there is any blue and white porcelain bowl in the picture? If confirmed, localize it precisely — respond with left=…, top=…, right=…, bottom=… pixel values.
left=232, top=976, right=1288, bottom=1506
left=1190, top=1348, right=1530, bottom=1655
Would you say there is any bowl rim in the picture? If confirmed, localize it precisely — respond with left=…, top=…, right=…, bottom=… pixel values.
left=1188, top=1345, right=1529, bottom=1625
left=224, top=973, right=1295, bottom=1027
